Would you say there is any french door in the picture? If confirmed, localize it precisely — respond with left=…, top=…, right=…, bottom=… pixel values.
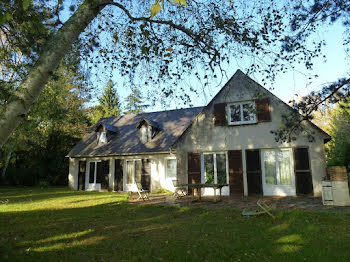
left=261, top=149, right=295, bottom=196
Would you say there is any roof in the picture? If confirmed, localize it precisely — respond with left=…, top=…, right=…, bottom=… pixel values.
left=94, top=122, right=118, bottom=133
left=68, top=107, right=204, bottom=157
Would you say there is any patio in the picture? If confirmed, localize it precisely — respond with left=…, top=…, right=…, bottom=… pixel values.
left=128, top=193, right=350, bottom=212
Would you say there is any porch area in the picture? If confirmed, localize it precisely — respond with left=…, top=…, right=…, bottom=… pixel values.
left=127, top=193, right=350, bottom=212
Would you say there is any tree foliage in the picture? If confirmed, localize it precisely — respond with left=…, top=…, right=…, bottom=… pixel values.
left=89, top=79, right=121, bottom=124
left=124, top=86, right=148, bottom=114
left=0, top=0, right=349, bottom=146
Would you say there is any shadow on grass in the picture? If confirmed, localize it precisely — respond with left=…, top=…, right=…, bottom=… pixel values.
left=0, top=188, right=350, bottom=262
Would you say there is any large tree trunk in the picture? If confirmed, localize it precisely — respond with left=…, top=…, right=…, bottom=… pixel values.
left=0, top=0, right=108, bottom=148
left=1, top=144, right=13, bottom=182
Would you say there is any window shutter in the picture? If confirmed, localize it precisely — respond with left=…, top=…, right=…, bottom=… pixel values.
left=214, top=103, right=227, bottom=126
left=78, top=161, right=86, bottom=190
left=141, top=159, right=151, bottom=190
left=114, top=159, right=123, bottom=191
left=294, top=148, right=313, bottom=195
left=101, top=160, right=109, bottom=190
left=228, top=150, right=244, bottom=194
left=246, top=150, right=262, bottom=195
left=187, top=152, right=201, bottom=194
left=256, top=98, right=271, bottom=122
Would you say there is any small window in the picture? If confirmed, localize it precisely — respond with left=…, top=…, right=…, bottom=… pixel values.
left=166, top=159, right=177, bottom=178
left=99, top=131, right=107, bottom=144
left=140, top=125, right=154, bottom=143
left=228, top=101, right=256, bottom=125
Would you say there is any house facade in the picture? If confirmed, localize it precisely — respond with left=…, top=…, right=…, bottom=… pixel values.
left=68, top=70, right=330, bottom=197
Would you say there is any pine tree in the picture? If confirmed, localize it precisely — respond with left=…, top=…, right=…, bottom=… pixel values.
left=89, top=80, right=121, bottom=123
left=124, top=86, right=148, bottom=114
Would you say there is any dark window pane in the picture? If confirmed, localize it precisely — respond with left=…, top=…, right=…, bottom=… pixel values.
left=89, top=162, right=95, bottom=183
left=230, top=104, right=241, bottom=123
left=204, top=154, right=214, bottom=184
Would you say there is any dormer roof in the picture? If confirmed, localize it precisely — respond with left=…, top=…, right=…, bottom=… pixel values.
left=94, top=122, right=118, bottom=133
left=136, top=117, right=161, bottom=130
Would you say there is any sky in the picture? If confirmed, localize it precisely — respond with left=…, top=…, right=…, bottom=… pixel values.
left=62, top=2, right=350, bottom=112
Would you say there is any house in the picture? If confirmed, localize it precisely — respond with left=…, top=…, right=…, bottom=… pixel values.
left=67, top=70, right=330, bottom=197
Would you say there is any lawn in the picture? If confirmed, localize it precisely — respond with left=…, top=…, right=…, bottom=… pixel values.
left=0, top=187, right=350, bottom=262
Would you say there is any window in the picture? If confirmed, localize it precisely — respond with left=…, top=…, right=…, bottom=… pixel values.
left=126, top=160, right=142, bottom=184
left=228, top=101, right=256, bottom=125
left=140, top=125, right=153, bottom=143
left=203, top=153, right=227, bottom=184
left=89, top=161, right=101, bottom=184
left=98, top=131, right=107, bottom=144
left=263, top=149, right=293, bottom=186
left=166, top=159, right=177, bottom=178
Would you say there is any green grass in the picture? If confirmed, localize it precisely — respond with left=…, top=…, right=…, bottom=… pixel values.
left=0, top=187, right=350, bottom=262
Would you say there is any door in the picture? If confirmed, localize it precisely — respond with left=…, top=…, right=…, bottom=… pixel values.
left=261, top=149, right=295, bottom=196
left=141, top=159, right=151, bottom=191
left=100, top=160, right=109, bottom=190
left=246, top=150, right=263, bottom=195
left=78, top=161, right=86, bottom=190
left=228, top=150, right=244, bottom=195
left=294, top=148, right=313, bottom=195
left=114, top=159, right=123, bottom=191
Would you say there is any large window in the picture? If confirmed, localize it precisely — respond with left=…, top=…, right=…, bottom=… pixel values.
left=126, top=160, right=142, bottom=184
left=263, top=149, right=293, bottom=186
left=228, top=101, right=256, bottom=125
left=203, top=153, right=227, bottom=184
left=166, top=159, right=177, bottom=179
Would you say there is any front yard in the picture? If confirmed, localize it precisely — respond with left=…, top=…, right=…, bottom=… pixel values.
left=0, top=187, right=349, bottom=262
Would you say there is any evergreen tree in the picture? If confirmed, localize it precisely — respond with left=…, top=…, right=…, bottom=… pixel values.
left=124, top=86, right=148, bottom=115
left=89, top=80, right=121, bottom=124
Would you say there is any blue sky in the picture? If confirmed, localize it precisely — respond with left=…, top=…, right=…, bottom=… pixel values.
left=61, top=3, right=349, bottom=112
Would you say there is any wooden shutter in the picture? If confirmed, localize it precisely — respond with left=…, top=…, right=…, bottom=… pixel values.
left=141, top=159, right=151, bottom=191
left=187, top=152, right=201, bottom=194
left=78, top=161, right=86, bottom=190
left=228, top=150, right=244, bottom=195
left=114, top=159, right=123, bottom=191
left=100, top=160, right=109, bottom=190
left=256, top=98, right=271, bottom=122
left=246, top=150, right=262, bottom=195
left=96, top=162, right=102, bottom=183
left=294, top=148, right=313, bottom=195
left=214, top=103, right=227, bottom=126
left=89, top=162, right=95, bottom=183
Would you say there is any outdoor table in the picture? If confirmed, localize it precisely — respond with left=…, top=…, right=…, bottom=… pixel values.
left=181, top=183, right=229, bottom=202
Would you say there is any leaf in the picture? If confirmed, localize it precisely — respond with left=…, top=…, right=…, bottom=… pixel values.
left=22, top=0, right=31, bottom=10
left=151, top=1, right=161, bottom=18
left=173, top=0, right=187, bottom=6
left=166, top=47, right=173, bottom=52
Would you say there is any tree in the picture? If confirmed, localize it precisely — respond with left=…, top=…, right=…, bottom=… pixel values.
left=325, top=100, right=350, bottom=168
left=0, top=0, right=350, bottom=147
left=0, top=50, right=89, bottom=185
left=89, top=79, right=121, bottom=123
left=124, top=86, right=148, bottom=114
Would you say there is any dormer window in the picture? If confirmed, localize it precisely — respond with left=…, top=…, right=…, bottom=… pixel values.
left=94, top=122, right=118, bottom=145
left=99, top=131, right=107, bottom=144
left=136, top=117, right=161, bottom=143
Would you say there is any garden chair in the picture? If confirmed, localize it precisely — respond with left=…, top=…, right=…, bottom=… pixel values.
left=241, top=199, right=275, bottom=219
left=172, top=180, right=187, bottom=197
left=136, top=182, right=150, bottom=201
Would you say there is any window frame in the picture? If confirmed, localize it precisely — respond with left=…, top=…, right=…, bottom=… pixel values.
left=88, top=160, right=102, bottom=184
left=227, top=101, right=257, bottom=125
left=165, top=157, right=177, bottom=179
left=125, top=159, right=142, bottom=184
left=201, top=152, right=229, bottom=185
